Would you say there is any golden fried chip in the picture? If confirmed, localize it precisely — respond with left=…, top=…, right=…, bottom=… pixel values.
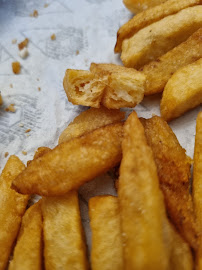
left=12, top=123, right=123, bottom=196
left=89, top=196, right=123, bottom=270
left=121, top=6, right=202, bottom=68
left=142, top=116, right=198, bottom=250
left=90, top=63, right=145, bottom=109
left=160, top=58, right=202, bottom=121
left=123, top=0, right=167, bottom=14
left=58, top=106, right=125, bottom=144
left=42, top=192, right=88, bottom=270
left=193, top=112, right=202, bottom=269
left=0, top=156, right=29, bottom=270
left=115, top=0, right=200, bottom=53
left=163, top=218, right=193, bottom=270
left=63, top=69, right=106, bottom=108
left=142, top=28, right=202, bottom=95
left=118, top=111, right=169, bottom=269
left=8, top=202, right=42, bottom=270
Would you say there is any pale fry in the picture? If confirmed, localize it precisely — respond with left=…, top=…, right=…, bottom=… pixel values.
left=9, top=202, right=42, bottom=270
left=163, top=218, right=193, bottom=270
left=58, top=106, right=125, bottom=144
left=121, top=6, right=202, bottom=68
left=89, top=196, right=123, bottom=270
left=123, top=0, right=167, bottom=14
left=118, top=111, right=169, bottom=270
left=160, top=58, right=202, bottom=121
left=115, top=0, right=200, bottom=53
left=142, top=28, right=202, bottom=95
left=90, top=63, right=146, bottom=109
left=193, top=112, right=202, bottom=270
left=0, top=156, right=29, bottom=270
left=142, top=116, right=198, bottom=250
left=12, top=123, right=123, bottom=196
left=42, top=192, right=88, bottom=270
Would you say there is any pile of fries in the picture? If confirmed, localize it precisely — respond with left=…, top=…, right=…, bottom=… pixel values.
left=0, top=0, right=202, bottom=269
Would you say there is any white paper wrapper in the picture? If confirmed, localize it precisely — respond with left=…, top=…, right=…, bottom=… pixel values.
left=0, top=0, right=201, bottom=253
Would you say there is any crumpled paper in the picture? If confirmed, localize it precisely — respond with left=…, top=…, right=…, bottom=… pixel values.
left=0, top=0, right=201, bottom=252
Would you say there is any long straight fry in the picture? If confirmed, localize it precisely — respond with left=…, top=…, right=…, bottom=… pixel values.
left=42, top=192, right=88, bottom=270
left=89, top=196, right=123, bottom=270
left=193, top=112, right=202, bottom=269
left=142, top=116, right=198, bottom=250
left=142, top=28, right=202, bottom=95
left=118, top=111, right=169, bottom=270
left=0, top=156, right=29, bottom=270
left=58, top=106, right=125, bottom=144
left=115, top=0, right=200, bottom=53
left=9, top=202, right=42, bottom=270
left=12, top=123, right=123, bottom=196
left=121, top=6, right=202, bottom=68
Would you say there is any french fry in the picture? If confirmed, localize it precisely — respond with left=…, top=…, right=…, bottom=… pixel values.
left=12, top=123, right=123, bottom=196
left=193, top=112, right=202, bottom=270
left=121, top=6, right=202, bottom=68
left=0, top=156, right=29, bottom=270
left=123, top=0, right=167, bottom=14
left=118, top=111, right=169, bottom=270
left=142, top=116, right=198, bottom=250
left=115, top=0, right=200, bottom=53
left=160, top=58, right=202, bottom=121
left=58, top=106, right=125, bottom=144
left=63, top=69, right=106, bottom=108
left=89, top=196, right=123, bottom=270
left=142, top=28, right=202, bottom=95
left=27, top=147, right=51, bottom=166
left=42, top=192, right=88, bottom=270
left=90, top=63, right=146, bottom=109
left=8, top=202, right=42, bottom=270
left=163, top=218, right=193, bottom=270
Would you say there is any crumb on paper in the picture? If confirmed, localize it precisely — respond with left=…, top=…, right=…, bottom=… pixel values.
left=26, top=134, right=30, bottom=137
left=0, top=93, right=3, bottom=106
left=22, top=151, right=27, bottom=155
left=51, top=34, right=56, bottom=40
left=5, top=104, right=16, bottom=113
left=12, top=39, right=17, bottom=44
left=30, top=10, right=38, bottom=17
left=44, top=3, right=49, bottom=8
left=76, top=50, right=79, bottom=55
left=25, top=129, right=31, bottom=133
left=10, top=84, right=13, bottom=88
left=19, top=47, right=29, bottom=59
left=38, top=87, right=41, bottom=91
left=12, top=62, right=21, bottom=74
left=19, top=123, right=24, bottom=127
left=18, top=38, right=29, bottom=50
left=37, top=78, right=39, bottom=81
left=4, top=152, right=9, bottom=158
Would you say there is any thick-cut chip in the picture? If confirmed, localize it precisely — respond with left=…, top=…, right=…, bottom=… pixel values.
left=121, top=6, right=202, bottom=69
left=115, top=0, right=200, bottom=53
left=142, top=116, right=198, bottom=250
left=163, top=218, right=193, bottom=270
left=9, top=202, right=42, bottom=270
left=90, top=63, right=145, bottom=109
left=160, top=58, right=202, bottom=121
left=64, top=64, right=146, bottom=109
left=123, top=0, right=167, bottom=14
left=0, top=156, right=29, bottom=270
left=12, top=123, right=123, bottom=196
left=142, top=28, right=202, bottom=95
left=89, top=196, right=123, bottom=270
left=63, top=69, right=106, bottom=108
left=59, top=106, right=125, bottom=144
left=118, top=111, right=169, bottom=270
left=42, top=192, right=88, bottom=270
left=193, top=112, right=202, bottom=270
